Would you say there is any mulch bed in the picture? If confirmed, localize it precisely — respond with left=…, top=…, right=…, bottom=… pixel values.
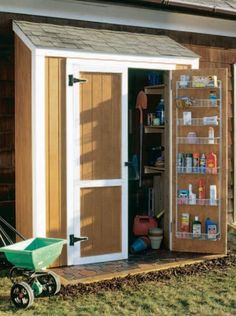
left=60, top=253, right=236, bottom=297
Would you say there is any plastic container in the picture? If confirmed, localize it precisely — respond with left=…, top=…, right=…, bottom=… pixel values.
left=209, top=185, right=217, bottom=206
left=208, top=127, right=214, bottom=144
left=0, top=237, right=67, bottom=270
left=192, top=216, right=202, bottom=239
left=133, top=216, right=157, bottom=236
left=130, top=236, right=150, bottom=253
left=206, top=152, right=217, bottom=174
left=155, top=99, right=165, bottom=125
left=209, top=91, right=217, bottom=106
left=205, top=218, right=218, bottom=240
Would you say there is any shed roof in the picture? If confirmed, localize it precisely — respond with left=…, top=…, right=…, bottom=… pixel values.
left=13, top=20, right=198, bottom=58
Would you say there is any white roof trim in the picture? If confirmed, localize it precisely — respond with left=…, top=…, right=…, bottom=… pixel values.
left=13, top=22, right=36, bottom=52
left=2, top=0, right=236, bottom=38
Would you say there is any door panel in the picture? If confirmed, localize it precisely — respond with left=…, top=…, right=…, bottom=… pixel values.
left=67, top=63, right=128, bottom=265
left=80, top=186, right=121, bottom=257
left=80, top=72, right=121, bottom=180
left=171, top=68, right=228, bottom=254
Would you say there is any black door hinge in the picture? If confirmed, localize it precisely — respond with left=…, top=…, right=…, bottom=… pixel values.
left=69, top=234, right=88, bottom=246
left=68, top=74, right=87, bottom=86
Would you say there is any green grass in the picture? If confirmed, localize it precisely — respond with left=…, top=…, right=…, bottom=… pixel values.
left=0, top=267, right=236, bottom=316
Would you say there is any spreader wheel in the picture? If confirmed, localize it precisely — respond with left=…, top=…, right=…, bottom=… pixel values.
left=9, top=267, right=30, bottom=284
left=38, top=271, right=61, bottom=296
left=10, top=282, right=34, bottom=309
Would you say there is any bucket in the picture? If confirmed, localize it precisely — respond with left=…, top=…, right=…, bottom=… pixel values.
left=130, top=236, right=150, bottom=253
left=149, top=236, right=163, bottom=249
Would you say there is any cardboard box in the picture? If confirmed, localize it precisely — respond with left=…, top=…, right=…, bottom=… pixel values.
left=192, top=76, right=218, bottom=88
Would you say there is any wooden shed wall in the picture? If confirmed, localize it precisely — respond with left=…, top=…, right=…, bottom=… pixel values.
left=0, top=27, right=15, bottom=233
left=0, top=13, right=235, bottom=235
left=45, top=57, right=67, bottom=266
left=15, top=36, right=33, bottom=238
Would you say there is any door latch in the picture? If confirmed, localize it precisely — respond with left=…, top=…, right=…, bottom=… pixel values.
left=68, top=75, right=87, bottom=86
left=69, top=234, right=88, bottom=246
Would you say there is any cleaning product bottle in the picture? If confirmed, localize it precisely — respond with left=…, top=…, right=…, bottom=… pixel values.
left=205, top=218, right=217, bottom=240
left=188, top=184, right=196, bottom=205
left=209, top=185, right=217, bottom=206
left=155, top=99, right=165, bottom=125
left=199, top=153, right=206, bottom=174
left=206, top=152, right=217, bottom=174
left=208, top=91, right=217, bottom=106
left=208, top=127, right=214, bottom=144
left=198, top=179, right=205, bottom=205
left=192, top=216, right=202, bottom=239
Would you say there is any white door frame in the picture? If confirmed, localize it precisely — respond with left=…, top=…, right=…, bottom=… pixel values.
left=66, top=59, right=128, bottom=265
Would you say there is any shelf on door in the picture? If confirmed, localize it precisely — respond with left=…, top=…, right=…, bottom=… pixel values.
left=176, top=232, right=220, bottom=241
left=177, top=198, right=218, bottom=206
left=177, top=137, right=220, bottom=145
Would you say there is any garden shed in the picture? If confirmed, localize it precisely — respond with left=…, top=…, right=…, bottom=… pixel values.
left=13, top=20, right=228, bottom=266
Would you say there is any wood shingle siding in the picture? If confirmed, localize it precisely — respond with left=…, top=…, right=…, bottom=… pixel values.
left=0, top=12, right=235, bottom=230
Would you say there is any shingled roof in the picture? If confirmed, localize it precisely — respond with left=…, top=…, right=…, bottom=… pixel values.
left=13, top=20, right=198, bottom=58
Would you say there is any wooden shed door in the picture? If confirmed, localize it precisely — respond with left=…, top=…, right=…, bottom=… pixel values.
left=171, top=68, right=228, bottom=254
left=67, top=62, right=128, bottom=265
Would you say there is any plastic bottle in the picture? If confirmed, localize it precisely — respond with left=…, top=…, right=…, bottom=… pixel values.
left=209, top=185, right=217, bottom=206
left=208, top=127, right=214, bottom=144
left=209, top=91, right=217, bottom=106
left=205, top=218, right=217, bottom=240
left=155, top=99, right=165, bottom=125
left=188, top=184, right=196, bottom=205
left=198, top=179, right=205, bottom=205
left=192, top=216, right=202, bottom=239
left=199, top=153, right=206, bottom=174
left=206, top=152, right=217, bottom=174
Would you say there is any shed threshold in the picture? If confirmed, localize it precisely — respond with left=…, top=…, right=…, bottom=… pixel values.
left=52, top=250, right=226, bottom=285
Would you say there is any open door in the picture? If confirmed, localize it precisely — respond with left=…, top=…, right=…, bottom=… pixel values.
left=171, top=68, right=228, bottom=254
left=67, top=61, right=128, bottom=265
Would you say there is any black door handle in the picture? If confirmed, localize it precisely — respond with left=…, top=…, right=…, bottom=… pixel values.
left=124, top=161, right=133, bottom=167
left=69, top=235, right=88, bottom=246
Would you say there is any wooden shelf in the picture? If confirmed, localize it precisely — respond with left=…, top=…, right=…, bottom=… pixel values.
left=144, top=84, right=165, bottom=95
left=144, top=125, right=165, bottom=133
left=144, top=165, right=165, bottom=174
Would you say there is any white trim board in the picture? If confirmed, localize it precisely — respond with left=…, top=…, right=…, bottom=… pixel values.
left=31, top=54, right=46, bottom=237
left=234, top=64, right=236, bottom=224
left=3, top=0, right=236, bottom=38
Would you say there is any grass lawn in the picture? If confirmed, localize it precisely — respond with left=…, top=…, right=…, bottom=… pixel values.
left=0, top=266, right=236, bottom=316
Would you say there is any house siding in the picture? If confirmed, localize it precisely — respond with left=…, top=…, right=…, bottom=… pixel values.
left=0, top=12, right=235, bottom=228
